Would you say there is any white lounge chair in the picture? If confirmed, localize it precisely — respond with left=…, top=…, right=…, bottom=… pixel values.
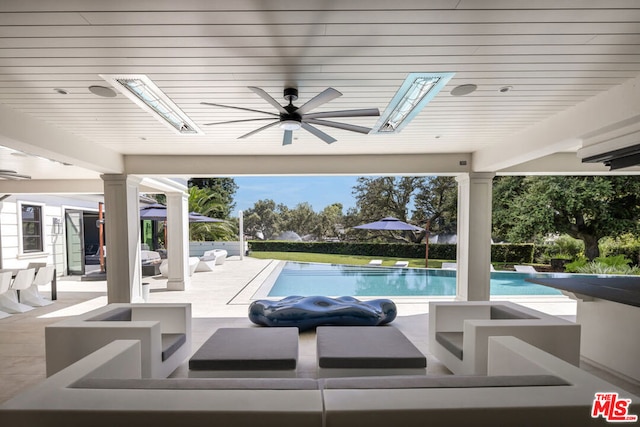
left=441, top=262, right=457, bottom=270
left=19, top=265, right=54, bottom=307
left=514, top=265, right=538, bottom=273
left=368, top=259, right=383, bottom=266
left=195, top=250, right=225, bottom=272
left=393, top=261, right=409, bottom=268
left=0, top=271, right=13, bottom=319
left=159, top=257, right=200, bottom=277
left=0, top=269, right=35, bottom=313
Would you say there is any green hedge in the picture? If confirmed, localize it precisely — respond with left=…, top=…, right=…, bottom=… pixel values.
left=249, top=241, right=534, bottom=263
left=491, top=243, right=535, bottom=264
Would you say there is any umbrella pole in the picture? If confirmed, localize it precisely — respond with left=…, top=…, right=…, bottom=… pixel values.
left=424, top=220, right=430, bottom=268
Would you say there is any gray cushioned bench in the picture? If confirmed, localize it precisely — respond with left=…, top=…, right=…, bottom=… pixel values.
left=189, top=327, right=299, bottom=377
left=316, top=326, right=426, bottom=377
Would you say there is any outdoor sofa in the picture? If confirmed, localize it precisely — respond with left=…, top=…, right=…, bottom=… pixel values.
left=2, top=335, right=637, bottom=426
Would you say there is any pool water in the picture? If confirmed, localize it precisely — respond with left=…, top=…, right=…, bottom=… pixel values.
left=265, top=262, right=567, bottom=297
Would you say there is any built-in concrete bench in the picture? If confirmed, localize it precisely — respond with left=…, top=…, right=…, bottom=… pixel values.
left=4, top=337, right=638, bottom=427
left=429, top=301, right=581, bottom=375
left=316, top=326, right=426, bottom=377
left=189, top=327, right=299, bottom=377
left=45, top=303, right=191, bottom=379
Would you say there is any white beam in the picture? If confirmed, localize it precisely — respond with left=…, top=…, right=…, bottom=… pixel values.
left=0, top=104, right=124, bottom=174
left=0, top=179, right=105, bottom=194
left=124, top=153, right=472, bottom=176
left=473, top=75, right=640, bottom=172
left=498, top=153, right=640, bottom=175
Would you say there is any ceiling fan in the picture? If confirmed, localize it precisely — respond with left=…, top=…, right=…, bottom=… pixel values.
left=202, top=87, right=380, bottom=145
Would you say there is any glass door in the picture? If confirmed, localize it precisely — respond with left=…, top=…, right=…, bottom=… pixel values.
left=65, top=210, right=84, bottom=275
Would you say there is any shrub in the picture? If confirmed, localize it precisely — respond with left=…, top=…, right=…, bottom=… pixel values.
left=249, top=241, right=533, bottom=263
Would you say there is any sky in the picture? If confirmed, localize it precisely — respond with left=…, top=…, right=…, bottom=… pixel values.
left=233, top=176, right=361, bottom=214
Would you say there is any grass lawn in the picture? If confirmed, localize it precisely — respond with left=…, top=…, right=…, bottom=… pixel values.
left=248, top=251, right=451, bottom=268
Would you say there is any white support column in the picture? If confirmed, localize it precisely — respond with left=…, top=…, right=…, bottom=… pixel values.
left=102, top=174, right=143, bottom=303
left=455, top=172, right=495, bottom=301
left=165, top=192, right=190, bottom=291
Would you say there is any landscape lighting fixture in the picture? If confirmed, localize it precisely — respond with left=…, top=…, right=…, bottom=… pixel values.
left=100, top=74, right=203, bottom=135
left=372, top=72, right=454, bottom=134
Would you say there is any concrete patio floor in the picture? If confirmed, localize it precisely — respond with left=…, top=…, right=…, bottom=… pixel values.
left=1, top=256, right=638, bottom=404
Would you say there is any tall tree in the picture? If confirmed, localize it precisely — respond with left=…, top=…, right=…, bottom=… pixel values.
left=242, top=199, right=283, bottom=239
left=317, top=203, right=344, bottom=240
left=188, top=178, right=238, bottom=218
left=492, top=176, right=640, bottom=259
left=412, top=176, right=458, bottom=234
left=351, top=176, right=425, bottom=243
left=282, top=202, right=319, bottom=238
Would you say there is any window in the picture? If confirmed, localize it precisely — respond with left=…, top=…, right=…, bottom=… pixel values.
left=21, top=204, right=43, bottom=253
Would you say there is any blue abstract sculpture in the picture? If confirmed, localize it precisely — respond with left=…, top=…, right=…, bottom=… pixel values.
left=248, top=296, right=397, bottom=331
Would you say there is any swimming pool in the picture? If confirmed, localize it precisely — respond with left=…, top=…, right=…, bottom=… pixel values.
left=262, top=262, right=568, bottom=297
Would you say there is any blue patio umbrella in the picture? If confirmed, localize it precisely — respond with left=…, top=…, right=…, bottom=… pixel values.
left=354, top=217, right=424, bottom=231
left=139, top=203, right=224, bottom=223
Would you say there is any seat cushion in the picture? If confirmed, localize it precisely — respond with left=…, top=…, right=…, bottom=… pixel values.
left=87, top=307, right=132, bottom=322
left=317, top=326, right=426, bottom=369
left=72, top=377, right=318, bottom=390
left=322, top=374, right=571, bottom=389
left=189, top=328, right=298, bottom=371
left=161, top=333, right=187, bottom=362
left=435, top=331, right=464, bottom=360
left=490, top=305, right=537, bottom=320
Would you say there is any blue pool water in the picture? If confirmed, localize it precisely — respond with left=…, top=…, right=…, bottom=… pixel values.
left=266, top=262, right=568, bottom=297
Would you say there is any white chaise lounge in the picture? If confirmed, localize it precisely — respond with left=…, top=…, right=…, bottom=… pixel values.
left=194, top=249, right=228, bottom=272
left=45, top=303, right=191, bottom=379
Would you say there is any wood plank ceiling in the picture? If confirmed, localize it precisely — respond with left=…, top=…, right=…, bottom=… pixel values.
left=0, top=0, right=639, bottom=178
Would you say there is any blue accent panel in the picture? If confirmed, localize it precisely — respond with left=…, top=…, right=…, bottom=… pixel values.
left=248, top=296, right=397, bottom=331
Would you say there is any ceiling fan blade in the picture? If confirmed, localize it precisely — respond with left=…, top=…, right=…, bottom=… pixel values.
left=301, top=122, right=337, bottom=144
left=238, top=120, right=280, bottom=139
left=296, top=88, right=342, bottom=115
left=303, top=108, right=380, bottom=119
left=0, top=169, right=31, bottom=180
left=282, top=130, right=293, bottom=146
left=200, top=102, right=278, bottom=117
left=304, top=119, right=372, bottom=134
left=248, top=87, right=288, bottom=114
left=204, top=118, right=276, bottom=126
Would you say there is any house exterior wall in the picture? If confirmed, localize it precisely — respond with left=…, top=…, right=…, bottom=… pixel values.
left=0, top=195, right=101, bottom=275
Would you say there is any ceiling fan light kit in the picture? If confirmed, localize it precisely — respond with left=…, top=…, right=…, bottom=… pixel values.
left=203, top=86, right=380, bottom=145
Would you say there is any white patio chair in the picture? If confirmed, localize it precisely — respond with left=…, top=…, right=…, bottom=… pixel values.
left=368, top=259, right=383, bottom=266
left=393, top=261, right=409, bottom=267
left=441, top=262, right=457, bottom=270
left=0, top=271, right=13, bottom=319
left=19, top=265, right=54, bottom=307
left=0, top=268, right=35, bottom=313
